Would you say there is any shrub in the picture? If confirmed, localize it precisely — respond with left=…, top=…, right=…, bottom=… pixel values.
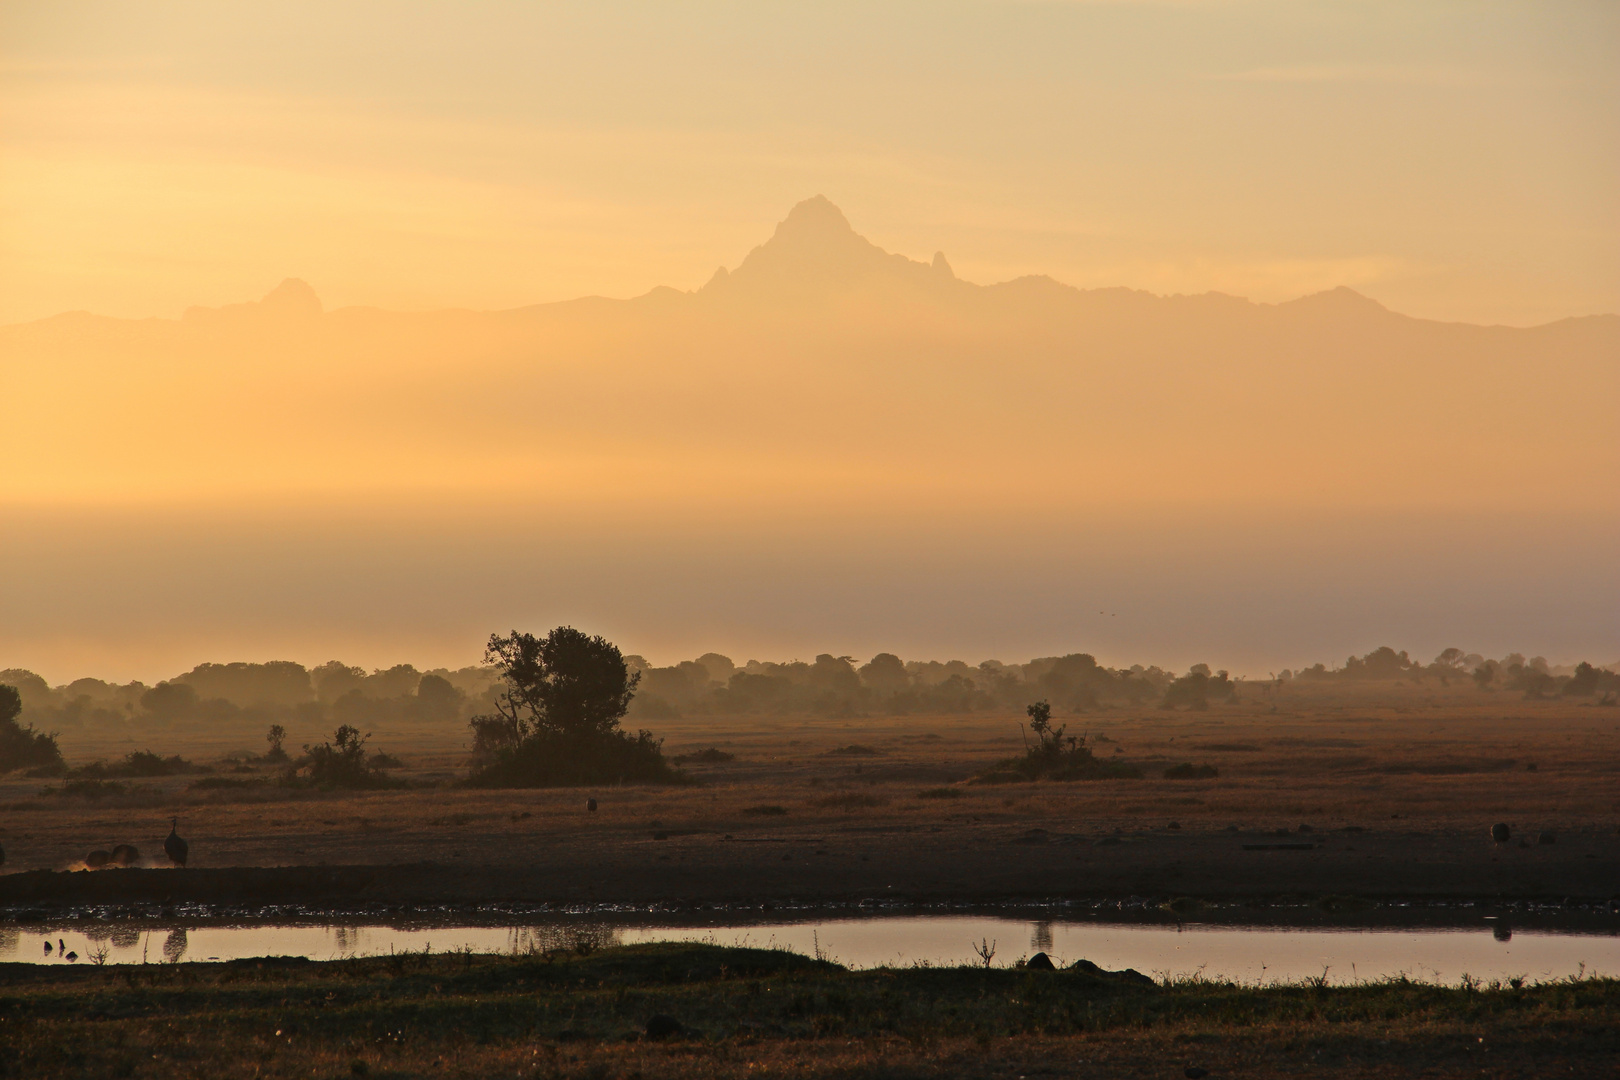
left=302, top=725, right=401, bottom=789
left=976, top=701, right=1143, bottom=782
left=742, top=804, right=788, bottom=816
left=120, top=750, right=204, bottom=777
left=916, top=787, right=962, bottom=799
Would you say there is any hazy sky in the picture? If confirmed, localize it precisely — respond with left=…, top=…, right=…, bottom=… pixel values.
left=3, top=3, right=1617, bottom=684
left=3, top=1, right=1616, bottom=327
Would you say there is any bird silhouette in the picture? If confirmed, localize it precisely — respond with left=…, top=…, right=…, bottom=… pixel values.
left=58, top=938, right=65, bottom=953
left=587, top=798, right=598, bottom=812
left=43, top=940, right=51, bottom=954
left=65, top=951, right=78, bottom=962
left=111, top=843, right=140, bottom=867
left=164, top=818, right=189, bottom=867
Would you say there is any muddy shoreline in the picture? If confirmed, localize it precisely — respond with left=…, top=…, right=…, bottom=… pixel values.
left=4, top=835, right=1618, bottom=920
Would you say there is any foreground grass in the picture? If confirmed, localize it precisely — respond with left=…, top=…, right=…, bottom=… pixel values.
left=1, top=943, right=1615, bottom=1078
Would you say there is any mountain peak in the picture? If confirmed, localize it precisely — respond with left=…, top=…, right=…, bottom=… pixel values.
left=710, top=197, right=946, bottom=298
left=261, top=278, right=323, bottom=316
left=773, top=195, right=857, bottom=241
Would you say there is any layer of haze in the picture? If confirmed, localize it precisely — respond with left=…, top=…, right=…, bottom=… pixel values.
left=3, top=1, right=1617, bottom=327
left=2, top=4, right=1617, bottom=682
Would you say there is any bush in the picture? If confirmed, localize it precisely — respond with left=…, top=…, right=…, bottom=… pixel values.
left=1163, top=762, right=1219, bottom=779
left=468, top=727, right=680, bottom=787
left=301, top=725, right=401, bottom=789
left=977, top=701, right=1143, bottom=782
left=742, top=804, right=788, bottom=816
left=0, top=683, right=64, bottom=774
left=120, top=750, right=204, bottom=777
left=916, top=787, right=962, bottom=799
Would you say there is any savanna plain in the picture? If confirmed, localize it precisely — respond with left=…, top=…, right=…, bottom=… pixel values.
left=4, top=676, right=1619, bottom=1078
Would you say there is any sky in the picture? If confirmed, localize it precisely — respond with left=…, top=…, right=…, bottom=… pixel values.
left=3, top=1, right=1617, bottom=328
left=1, top=2, right=1616, bottom=684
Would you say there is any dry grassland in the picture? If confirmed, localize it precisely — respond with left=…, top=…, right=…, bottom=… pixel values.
left=2, top=683, right=1617, bottom=905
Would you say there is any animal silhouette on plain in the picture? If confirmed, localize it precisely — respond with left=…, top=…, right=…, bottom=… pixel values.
left=164, top=818, right=189, bottom=866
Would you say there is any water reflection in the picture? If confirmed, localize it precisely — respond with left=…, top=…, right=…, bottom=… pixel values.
left=507, top=924, right=621, bottom=956
left=0, top=916, right=1611, bottom=985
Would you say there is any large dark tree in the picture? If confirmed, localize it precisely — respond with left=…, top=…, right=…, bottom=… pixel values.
left=0, top=683, right=64, bottom=773
left=469, top=628, right=679, bottom=787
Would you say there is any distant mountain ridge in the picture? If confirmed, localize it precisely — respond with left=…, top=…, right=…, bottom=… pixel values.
left=2, top=196, right=1615, bottom=514
left=14, top=196, right=1614, bottom=334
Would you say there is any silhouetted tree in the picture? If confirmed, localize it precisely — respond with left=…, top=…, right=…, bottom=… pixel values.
left=264, top=723, right=289, bottom=762
left=0, top=683, right=64, bottom=773
left=468, top=627, right=678, bottom=787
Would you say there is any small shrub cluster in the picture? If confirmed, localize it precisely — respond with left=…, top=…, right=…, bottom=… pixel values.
left=299, top=725, right=402, bottom=789
left=978, top=701, right=1143, bottom=783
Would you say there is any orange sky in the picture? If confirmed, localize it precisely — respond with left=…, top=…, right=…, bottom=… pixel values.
left=2, top=4, right=1616, bottom=682
left=2, top=2, right=1616, bottom=327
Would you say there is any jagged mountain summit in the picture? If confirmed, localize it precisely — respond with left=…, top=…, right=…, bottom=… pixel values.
left=702, top=195, right=958, bottom=299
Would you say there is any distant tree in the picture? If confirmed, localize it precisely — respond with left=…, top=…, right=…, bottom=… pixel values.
left=468, top=627, right=679, bottom=787
left=411, top=674, right=464, bottom=723
left=0, top=683, right=64, bottom=773
left=859, top=653, right=911, bottom=696
left=264, top=723, right=289, bottom=762
left=140, top=681, right=199, bottom=722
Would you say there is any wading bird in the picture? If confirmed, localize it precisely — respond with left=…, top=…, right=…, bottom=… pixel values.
left=164, top=818, right=189, bottom=866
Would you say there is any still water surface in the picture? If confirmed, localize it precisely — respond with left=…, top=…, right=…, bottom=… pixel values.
left=3, top=916, right=1615, bottom=986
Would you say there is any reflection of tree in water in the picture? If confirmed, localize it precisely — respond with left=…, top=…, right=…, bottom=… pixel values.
left=508, top=924, right=622, bottom=957
left=162, top=929, right=188, bottom=963
left=1030, top=921, right=1054, bottom=954
left=333, top=926, right=363, bottom=954
left=1494, top=924, right=1513, bottom=942
left=110, top=927, right=141, bottom=949
left=0, top=927, right=16, bottom=955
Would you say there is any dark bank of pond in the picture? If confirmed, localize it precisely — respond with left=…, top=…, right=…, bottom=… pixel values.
left=3, top=905, right=1617, bottom=985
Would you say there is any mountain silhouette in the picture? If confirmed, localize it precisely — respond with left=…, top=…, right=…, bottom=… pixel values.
left=704, top=195, right=955, bottom=299
left=2, top=196, right=1614, bottom=515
